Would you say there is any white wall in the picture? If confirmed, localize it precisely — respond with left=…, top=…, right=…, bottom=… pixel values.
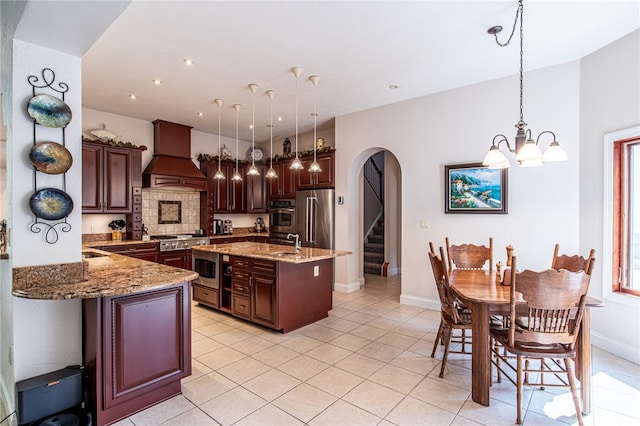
left=335, top=61, right=582, bottom=308
left=579, top=30, right=640, bottom=363
left=11, top=40, right=83, bottom=381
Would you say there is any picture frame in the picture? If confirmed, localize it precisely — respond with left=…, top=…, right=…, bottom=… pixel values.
left=444, top=162, right=508, bottom=214
left=158, top=200, right=182, bottom=224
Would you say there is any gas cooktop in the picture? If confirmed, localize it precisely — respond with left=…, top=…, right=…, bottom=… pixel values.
left=150, top=234, right=210, bottom=251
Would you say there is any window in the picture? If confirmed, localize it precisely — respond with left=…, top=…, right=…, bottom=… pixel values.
left=613, top=136, right=640, bottom=296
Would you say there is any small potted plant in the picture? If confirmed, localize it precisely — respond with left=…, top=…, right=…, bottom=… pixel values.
left=108, top=219, right=126, bottom=241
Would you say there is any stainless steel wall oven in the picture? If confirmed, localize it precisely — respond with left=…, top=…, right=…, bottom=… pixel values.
left=268, top=199, right=296, bottom=243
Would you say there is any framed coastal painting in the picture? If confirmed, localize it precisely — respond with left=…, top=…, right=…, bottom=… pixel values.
left=444, top=163, right=508, bottom=214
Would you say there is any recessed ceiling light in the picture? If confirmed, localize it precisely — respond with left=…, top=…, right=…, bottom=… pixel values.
left=389, top=84, right=399, bottom=90
left=249, top=124, right=254, bottom=129
left=277, top=116, right=283, bottom=121
left=152, top=79, right=162, bottom=85
left=197, top=112, right=204, bottom=117
left=183, top=58, right=195, bottom=66
left=128, top=94, right=136, bottom=100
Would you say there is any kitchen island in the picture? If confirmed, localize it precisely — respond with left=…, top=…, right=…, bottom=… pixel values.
left=192, top=242, right=351, bottom=332
left=13, top=249, right=197, bottom=426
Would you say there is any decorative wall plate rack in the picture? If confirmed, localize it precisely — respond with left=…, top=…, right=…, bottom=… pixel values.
left=27, top=68, right=73, bottom=244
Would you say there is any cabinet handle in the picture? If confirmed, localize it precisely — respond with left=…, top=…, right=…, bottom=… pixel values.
left=237, top=287, right=245, bottom=291
left=203, top=292, right=208, bottom=297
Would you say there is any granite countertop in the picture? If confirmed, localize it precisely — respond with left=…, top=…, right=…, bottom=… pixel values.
left=193, top=242, right=351, bottom=264
left=12, top=248, right=198, bottom=300
left=85, top=232, right=270, bottom=248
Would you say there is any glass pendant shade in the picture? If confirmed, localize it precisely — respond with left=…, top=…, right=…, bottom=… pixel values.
left=309, top=75, right=321, bottom=173
left=266, top=90, right=277, bottom=179
left=247, top=164, right=259, bottom=175
left=214, top=98, right=225, bottom=179
left=516, top=139, right=543, bottom=163
left=232, top=103, right=242, bottom=182
left=214, top=169, right=225, bottom=179
left=265, top=167, right=277, bottom=178
left=482, top=145, right=511, bottom=169
left=290, top=157, right=303, bottom=170
left=247, top=83, right=260, bottom=176
left=542, top=141, right=568, bottom=162
left=308, top=160, right=321, bottom=172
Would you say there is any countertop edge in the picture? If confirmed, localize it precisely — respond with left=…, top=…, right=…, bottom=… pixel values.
left=193, top=242, right=352, bottom=264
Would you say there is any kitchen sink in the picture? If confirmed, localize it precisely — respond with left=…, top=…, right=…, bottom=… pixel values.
left=82, top=251, right=108, bottom=259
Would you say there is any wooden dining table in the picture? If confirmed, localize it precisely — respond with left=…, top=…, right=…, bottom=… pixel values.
left=448, top=269, right=602, bottom=414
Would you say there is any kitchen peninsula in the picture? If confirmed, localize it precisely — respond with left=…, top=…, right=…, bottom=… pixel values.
left=13, top=250, right=197, bottom=426
left=192, top=242, right=351, bottom=332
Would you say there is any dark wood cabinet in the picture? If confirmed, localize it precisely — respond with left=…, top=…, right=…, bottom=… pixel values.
left=297, top=151, right=335, bottom=189
left=83, top=282, right=191, bottom=425
left=82, top=142, right=141, bottom=214
left=269, top=150, right=335, bottom=199
left=268, top=158, right=297, bottom=199
left=158, top=250, right=192, bottom=270
left=200, top=160, right=247, bottom=213
left=192, top=284, right=218, bottom=309
left=231, top=257, right=276, bottom=327
left=97, top=242, right=159, bottom=263
left=246, top=164, right=268, bottom=213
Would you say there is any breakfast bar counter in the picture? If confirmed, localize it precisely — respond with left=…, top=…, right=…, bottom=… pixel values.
left=192, top=241, right=351, bottom=263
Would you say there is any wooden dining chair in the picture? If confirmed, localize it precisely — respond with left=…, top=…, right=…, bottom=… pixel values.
left=551, top=244, right=596, bottom=275
left=445, top=237, right=493, bottom=271
left=490, top=256, right=591, bottom=425
left=428, top=244, right=472, bottom=378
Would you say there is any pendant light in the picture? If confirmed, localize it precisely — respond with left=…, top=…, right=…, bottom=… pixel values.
left=308, top=75, right=321, bottom=173
left=289, top=67, right=303, bottom=170
left=213, top=98, right=225, bottom=180
left=482, top=0, right=567, bottom=168
left=265, top=89, right=278, bottom=179
left=247, top=83, right=260, bottom=176
left=232, top=104, right=242, bottom=181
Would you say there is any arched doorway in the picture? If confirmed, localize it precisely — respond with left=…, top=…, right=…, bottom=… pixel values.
left=361, top=150, right=402, bottom=282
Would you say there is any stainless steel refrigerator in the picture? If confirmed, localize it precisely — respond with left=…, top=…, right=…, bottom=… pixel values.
left=295, top=189, right=335, bottom=250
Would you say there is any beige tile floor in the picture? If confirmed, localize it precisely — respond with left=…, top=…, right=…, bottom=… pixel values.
left=109, top=274, right=639, bottom=426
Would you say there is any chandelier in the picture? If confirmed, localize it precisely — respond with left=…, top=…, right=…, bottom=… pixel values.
left=482, top=0, right=567, bottom=169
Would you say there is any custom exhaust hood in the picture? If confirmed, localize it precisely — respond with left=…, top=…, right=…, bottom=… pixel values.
left=142, top=119, right=207, bottom=190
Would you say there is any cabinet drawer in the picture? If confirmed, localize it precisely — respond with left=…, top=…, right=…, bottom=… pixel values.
left=232, top=270, right=250, bottom=284
left=193, top=285, right=219, bottom=307
left=233, top=283, right=250, bottom=296
left=252, top=259, right=276, bottom=276
left=232, top=295, right=250, bottom=319
left=132, top=204, right=142, bottom=212
left=133, top=194, right=142, bottom=204
left=232, top=258, right=250, bottom=269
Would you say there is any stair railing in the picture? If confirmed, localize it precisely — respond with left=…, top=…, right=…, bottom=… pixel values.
left=364, top=157, right=383, bottom=205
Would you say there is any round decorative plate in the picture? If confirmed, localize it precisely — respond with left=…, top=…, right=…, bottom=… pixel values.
left=29, top=188, right=74, bottom=220
left=29, top=141, right=73, bottom=174
left=27, top=94, right=72, bottom=128
left=247, top=146, right=265, bottom=162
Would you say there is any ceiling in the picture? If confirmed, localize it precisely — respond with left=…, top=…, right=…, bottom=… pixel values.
left=35, top=1, right=640, bottom=144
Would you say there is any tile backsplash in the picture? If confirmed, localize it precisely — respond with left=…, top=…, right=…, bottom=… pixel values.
left=142, top=189, right=199, bottom=235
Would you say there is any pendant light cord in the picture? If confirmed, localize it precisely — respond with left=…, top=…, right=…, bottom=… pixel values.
left=490, top=0, right=525, bottom=124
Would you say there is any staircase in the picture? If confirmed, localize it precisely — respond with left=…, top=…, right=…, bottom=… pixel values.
left=364, top=222, right=384, bottom=275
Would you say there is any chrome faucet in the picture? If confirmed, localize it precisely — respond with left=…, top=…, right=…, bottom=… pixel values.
left=287, top=233, right=301, bottom=253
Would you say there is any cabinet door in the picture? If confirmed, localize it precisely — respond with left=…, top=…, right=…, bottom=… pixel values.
left=101, top=284, right=191, bottom=410
left=251, top=273, right=276, bottom=327
left=229, top=164, right=246, bottom=213
left=246, top=165, right=267, bottom=213
left=82, top=143, right=104, bottom=212
left=297, top=152, right=334, bottom=189
left=158, top=252, right=190, bottom=269
left=103, top=147, right=133, bottom=213
left=281, top=159, right=298, bottom=198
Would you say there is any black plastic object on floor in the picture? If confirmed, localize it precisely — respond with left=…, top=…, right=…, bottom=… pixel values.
left=15, top=365, right=91, bottom=426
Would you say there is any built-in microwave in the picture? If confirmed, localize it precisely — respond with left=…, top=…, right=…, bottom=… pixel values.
left=268, top=199, right=296, bottom=237
left=192, top=251, right=219, bottom=289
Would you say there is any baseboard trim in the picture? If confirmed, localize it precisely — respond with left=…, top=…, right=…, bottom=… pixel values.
left=334, top=280, right=362, bottom=293
left=399, top=294, right=440, bottom=311
left=591, top=331, right=640, bottom=364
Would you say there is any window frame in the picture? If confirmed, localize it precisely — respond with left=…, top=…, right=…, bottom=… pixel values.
left=605, top=127, right=640, bottom=299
